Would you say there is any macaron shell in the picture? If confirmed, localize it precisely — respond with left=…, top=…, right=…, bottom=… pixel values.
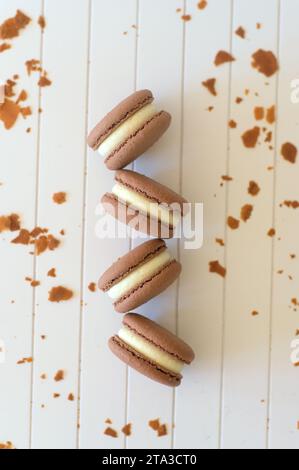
left=98, top=238, right=166, bottom=291
left=114, top=259, right=181, bottom=313
left=123, top=313, right=195, bottom=364
left=87, top=89, right=153, bottom=150
left=109, top=336, right=181, bottom=387
left=101, top=193, right=174, bottom=238
left=105, top=111, right=171, bottom=170
left=115, top=168, right=187, bottom=213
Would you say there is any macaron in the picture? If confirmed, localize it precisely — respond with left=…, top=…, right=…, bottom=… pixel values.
left=87, top=89, right=171, bottom=170
left=98, top=239, right=181, bottom=313
left=101, top=169, right=188, bottom=238
left=109, top=313, right=195, bottom=386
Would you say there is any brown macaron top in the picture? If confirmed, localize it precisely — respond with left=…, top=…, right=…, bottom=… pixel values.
left=87, top=89, right=153, bottom=150
left=98, top=239, right=166, bottom=292
left=115, top=169, right=188, bottom=215
left=122, top=313, right=195, bottom=364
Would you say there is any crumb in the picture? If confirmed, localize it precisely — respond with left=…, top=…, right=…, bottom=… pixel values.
left=251, top=49, right=279, bottom=77
left=248, top=180, right=260, bottom=196
left=240, top=204, right=253, bottom=222
left=47, top=268, right=56, bottom=277
left=251, top=310, right=259, bottom=316
left=40, top=373, right=47, bottom=379
left=0, top=42, right=11, bottom=53
left=26, top=127, right=31, bottom=133
left=266, top=105, right=275, bottom=124
left=104, top=427, right=118, bottom=438
left=209, top=260, right=226, bottom=277
left=236, top=97, right=243, bottom=104
left=215, top=238, right=225, bottom=246
left=206, top=106, right=214, bottom=112
left=105, top=418, right=112, bottom=424
left=281, top=142, right=297, bottom=164
left=60, top=229, right=65, bottom=235
left=202, top=78, right=217, bottom=96
left=123, top=31, right=127, bottom=35
left=121, top=423, right=132, bottom=436
left=227, top=216, right=239, bottom=230
left=197, top=0, right=207, bottom=9
left=0, top=441, right=15, bottom=449
left=244, top=88, right=250, bottom=96
left=38, top=74, right=52, bottom=87
left=221, top=175, right=233, bottom=181
left=0, top=10, right=31, bottom=40
left=282, top=200, right=299, bottom=209
left=254, top=106, right=264, bottom=120
left=267, top=228, right=275, bottom=237
left=88, top=282, right=96, bottom=292
left=30, top=280, right=40, bottom=287
left=290, top=254, right=296, bottom=259
left=157, top=424, right=168, bottom=437
left=265, top=131, right=272, bottom=143
left=0, top=213, right=20, bottom=232
left=38, top=15, right=46, bottom=30
left=228, top=119, right=237, bottom=128
left=241, top=126, right=260, bottom=148
left=148, top=419, right=160, bottom=431
left=235, top=26, right=246, bottom=39
left=25, top=59, right=41, bottom=75
left=52, top=191, right=67, bottom=204
left=53, top=393, right=60, bottom=398
left=181, top=15, right=192, bottom=21
left=17, top=357, right=33, bottom=365
left=11, top=229, right=30, bottom=245
left=256, top=22, right=262, bottom=29
left=214, top=50, right=235, bottom=66
left=54, top=369, right=64, bottom=381
left=35, top=234, right=60, bottom=255
left=41, top=335, right=46, bottom=340
left=48, top=286, right=73, bottom=302
left=68, top=393, right=75, bottom=401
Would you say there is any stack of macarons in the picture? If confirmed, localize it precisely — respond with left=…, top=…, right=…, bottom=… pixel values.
left=88, top=90, right=194, bottom=387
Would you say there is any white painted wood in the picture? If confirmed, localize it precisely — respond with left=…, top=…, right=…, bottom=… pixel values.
left=30, top=0, right=90, bottom=449
left=79, top=0, right=138, bottom=449
left=127, top=0, right=184, bottom=449
left=221, top=0, right=279, bottom=449
left=0, top=0, right=42, bottom=449
left=268, top=0, right=299, bottom=450
left=176, top=0, right=232, bottom=449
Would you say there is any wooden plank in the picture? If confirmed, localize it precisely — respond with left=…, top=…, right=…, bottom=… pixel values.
left=30, top=0, right=90, bottom=449
left=221, top=0, right=279, bottom=449
left=126, top=0, right=185, bottom=449
left=79, top=0, right=138, bottom=449
left=176, top=0, right=232, bottom=449
left=0, top=0, right=42, bottom=449
left=268, top=0, right=299, bottom=450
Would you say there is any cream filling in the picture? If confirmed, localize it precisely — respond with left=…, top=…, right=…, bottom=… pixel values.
left=107, top=249, right=171, bottom=301
left=118, top=326, right=184, bottom=374
left=112, top=183, right=181, bottom=227
left=97, top=103, right=157, bottom=157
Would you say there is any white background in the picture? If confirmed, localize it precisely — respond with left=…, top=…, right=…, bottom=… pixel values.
left=0, top=0, right=299, bottom=449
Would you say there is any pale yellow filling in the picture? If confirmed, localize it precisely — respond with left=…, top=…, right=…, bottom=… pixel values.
left=107, top=249, right=171, bottom=301
left=97, top=103, right=157, bottom=157
left=112, top=183, right=181, bottom=227
left=118, top=326, right=184, bottom=374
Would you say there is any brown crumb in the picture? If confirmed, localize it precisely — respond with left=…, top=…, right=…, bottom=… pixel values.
left=248, top=180, right=260, bottom=196
left=251, top=310, right=259, bottom=316
left=197, top=0, right=207, bottom=9
left=215, top=238, right=225, bottom=246
left=256, top=22, right=262, bottom=29
left=38, top=15, right=46, bottom=30
left=221, top=175, right=233, bottom=182
left=209, top=260, right=226, bottom=278
left=149, top=419, right=160, bottom=431
left=235, top=97, right=243, bottom=104
left=40, top=373, right=47, bottom=380
left=53, top=393, right=60, bottom=398
left=105, top=418, right=112, bottom=424
left=181, top=14, right=191, bottom=22
left=68, top=393, right=75, bottom=401
left=254, top=106, right=264, bottom=120
left=104, top=427, right=118, bottom=438
left=244, top=88, right=250, bottom=96
left=88, top=282, right=96, bottom=292
left=0, top=213, right=20, bottom=233
left=38, top=74, right=52, bottom=87
left=41, top=335, right=46, bottom=340
left=35, top=234, right=60, bottom=255
left=202, top=78, right=217, bottom=96
left=0, top=441, right=15, bottom=449
left=30, top=280, right=40, bottom=287
left=266, top=105, right=275, bottom=124
left=25, top=59, right=41, bottom=76
left=0, top=10, right=31, bottom=40
left=121, top=423, right=132, bottom=436
left=54, top=369, right=64, bottom=381
left=0, top=42, right=11, bottom=53
left=0, top=99, right=20, bottom=129
left=52, top=191, right=67, bottom=204
left=228, top=119, right=237, bottom=128
left=235, top=26, right=246, bottom=39
left=281, top=142, right=297, bottom=164
left=282, top=200, right=299, bottom=209
left=251, top=49, right=279, bottom=77
left=214, top=50, right=235, bottom=66
left=265, top=131, right=272, bottom=143
left=158, top=424, right=168, bottom=437
left=206, top=106, right=214, bottom=112
left=11, top=229, right=31, bottom=245
left=240, top=204, right=253, bottom=222
left=290, top=254, right=296, bottom=259
left=227, top=216, right=239, bottom=230
left=267, top=228, right=275, bottom=237
left=26, top=127, right=31, bottom=133
left=47, top=268, right=56, bottom=277
left=241, top=126, right=260, bottom=148
left=49, top=286, right=73, bottom=302
left=17, top=357, right=32, bottom=365
left=291, top=298, right=299, bottom=307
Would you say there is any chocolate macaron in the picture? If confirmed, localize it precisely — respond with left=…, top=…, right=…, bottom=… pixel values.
left=101, top=169, right=188, bottom=238
left=109, top=313, right=195, bottom=386
left=87, top=90, right=171, bottom=170
left=98, top=239, right=181, bottom=313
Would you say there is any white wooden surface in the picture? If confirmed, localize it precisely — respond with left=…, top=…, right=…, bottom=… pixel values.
left=1, top=0, right=299, bottom=449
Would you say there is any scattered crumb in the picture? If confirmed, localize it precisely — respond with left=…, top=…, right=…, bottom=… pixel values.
left=40, top=373, right=47, bottom=380
left=240, top=204, right=253, bottom=222
left=41, top=335, right=46, bottom=340
left=88, top=282, right=96, bottom=292
left=105, top=418, right=112, bottom=424
left=227, top=216, right=239, bottom=230
left=251, top=310, right=259, bottom=316
left=0, top=213, right=20, bottom=233
left=254, top=106, right=264, bottom=120
left=244, top=88, right=250, bottom=96
left=202, top=78, right=217, bottom=96
left=266, top=105, right=275, bottom=124
left=148, top=419, right=160, bottom=431
left=256, top=22, right=262, bottom=29
left=0, top=42, right=11, bottom=53
left=197, top=0, right=207, bottom=9
left=235, top=97, right=243, bottom=104
left=241, top=126, right=260, bottom=148
left=48, top=286, right=73, bottom=302
left=290, top=254, right=296, bottom=259
left=68, top=393, right=75, bottom=401
left=17, top=357, right=33, bottom=365
left=215, top=238, right=225, bottom=246
left=251, top=49, right=279, bottom=77
left=221, top=175, right=233, bottom=182
left=235, top=26, right=246, bottom=39
left=0, top=10, right=31, bottom=40
left=47, top=268, right=56, bottom=277
left=267, top=228, right=275, bottom=237
left=38, top=74, right=52, bottom=87
left=281, top=142, right=297, bottom=164
left=265, top=131, right=272, bottom=143
left=30, top=280, right=40, bottom=287
left=209, top=260, right=226, bottom=278
left=0, top=441, right=15, bottom=449
left=206, top=106, right=214, bottom=112
left=53, top=393, right=60, bottom=398
left=52, top=191, right=67, bottom=204
left=281, top=200, right=299, bottom=209
left=26, top=127, right=31, bottom=133
left=25, top=59, right=41, bottom=75
left=54, top=369, right=64, bottom=382
left=60, top=229, right=65, bottom=236
left=38, top=15, right=46, bottom=30
left=181, top=14, right=191, bottom=22
left=104, top=427, right=118, bottom=438
left=35, top=234, right=60, bottom=255
left=214, top=50, right=235, bottom=66
left=228, top=119, right=237, bottom=128
left=248, top=180, right=260, bottom=196
left=121, top=423, right=132, bottom=437
left=157, top=424, right=168, bottom=437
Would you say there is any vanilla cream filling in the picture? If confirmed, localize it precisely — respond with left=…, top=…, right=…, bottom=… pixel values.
left=118, top=326, right=184, bottom=374
left=97, top=103, right=157, bottom=157
left=112, top=183, right=181, bottom=227
left=107, top=249, right=171, bottom=301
